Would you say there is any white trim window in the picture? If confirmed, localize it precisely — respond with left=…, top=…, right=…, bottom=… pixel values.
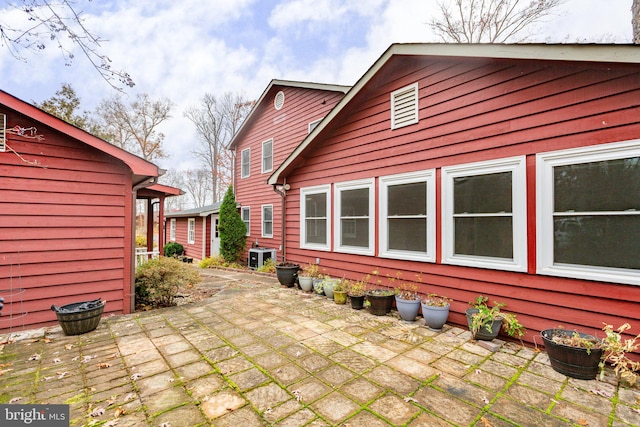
left=442, top=156, right=527, bottom=272
left=334, top=179, right=375, bottom=255
left=241, top=148, right=251, bottom=178
left=262, top=204, right=273, bottom=238
left=241, top=207, right=250, bottom=236
left=300, top=185, right=331, bottom=251
left=187, top=218, right=196, bottom=244
left=537, top=140, right=640, bottom=285
left=379, top=170, right=436, bottom=262
left=262, top=139, right=273, bottom=173
left=390, top=82, right=419, bottom=130
left=169, top=218, right=176, bottom=241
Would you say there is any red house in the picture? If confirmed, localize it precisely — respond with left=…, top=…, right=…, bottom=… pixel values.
left=229, top=80, right=349, bottom=264
left=165, top=203, right=222, bottom=261
left=0, top=90, right=177, bottom=332
left=268, top=44, right=640, bottom=345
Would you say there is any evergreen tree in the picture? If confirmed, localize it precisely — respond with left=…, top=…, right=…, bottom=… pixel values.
left=218, top=186, right=247, bottom=263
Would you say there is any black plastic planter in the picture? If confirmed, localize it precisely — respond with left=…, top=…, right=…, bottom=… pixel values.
left=51, top=299, right=106, bottom=336
left=275, top=264, right=300, bottom=287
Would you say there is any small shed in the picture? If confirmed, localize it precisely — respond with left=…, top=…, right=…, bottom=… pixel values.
left=165, top=203, right=222, bottom=261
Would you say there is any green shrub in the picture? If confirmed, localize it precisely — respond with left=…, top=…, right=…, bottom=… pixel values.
left=135, top=257, right=200, bottom=307
left=256, top=258, right=276, bottom=273
left=199, top=255, right=244, bottom=270
left=164, top=242, right=185, bottom=257
left=218, top=186, right=247, bottom=264
left=135, top=235, right=147, bottom=248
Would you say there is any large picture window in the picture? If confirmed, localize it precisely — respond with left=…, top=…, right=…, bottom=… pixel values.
left=442, top=157, right=527, bottom=272
left=537, top=140, right=640, bottom=285
left=241, top=148, right=250, bottom=178
left=334, top=179, right=375, bottom=255
left=262, top=205, right=273, bottom=238
left=300, top=185, right=331, bottom=250
left=379, top=170, right=436, bottom=262
left=262, top=139, right=273, bottom=173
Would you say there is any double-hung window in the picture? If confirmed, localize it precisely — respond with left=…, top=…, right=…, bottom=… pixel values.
left=241, top=207, right=250, bottom=236
left=442, top=157, right=527, bottom=272
left=262, top=205, right=273, bottom=238
left=262, top=139, right=273, bottom=173
left=537, top=140, right=640, bottom=285
left=334, top=179, right=375, bottom=255
left=300, top=185, right=331, bottom=250
left=169, top=218, right=176, bottom=241
left=379, top=170, right=436, bottom=262
left=187, top=218, right=196, bottom=244
left=241, top=148, right=250, bottom=178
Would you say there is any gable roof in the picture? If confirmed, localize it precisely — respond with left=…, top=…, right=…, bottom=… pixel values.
left=227, top=79, right=351, bottom=150
left=268, top=42, right=640, bottom=185
left=1, top=89, right=160, bottom=185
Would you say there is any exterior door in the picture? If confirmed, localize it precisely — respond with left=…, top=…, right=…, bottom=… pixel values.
left=210, top=214, right=220, bottom=256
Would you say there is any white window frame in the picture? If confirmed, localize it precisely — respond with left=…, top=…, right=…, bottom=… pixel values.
left=262, top=139, right=273, bottom=173
left=308, top=118, right=322, bottom=134
left=390, top=82, right=419, bottom=130
left=262, top=204, right=273, bottom=238
left=169, top=218, right=176, bottom=241
left=187, top=218, right=196, bottom=244
left=442, top=156, right=527, bottom=272
left=379, top=170, right=436, bottom=262
left=241, top=148, right=250, bottom=178
left=300, top=185, right=331, bottom=251
left=241, top=207, right=250, bottom=237
left=334, top=178, right=375, bottom=256
left=537, top=139, right=640, bottom=285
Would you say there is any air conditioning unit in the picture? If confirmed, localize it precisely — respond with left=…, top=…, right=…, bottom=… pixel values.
left=248, top=248, right=276, bottom=269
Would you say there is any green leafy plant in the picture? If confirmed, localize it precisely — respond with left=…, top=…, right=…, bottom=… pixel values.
left=333, top=280, right=345, bottom=293
left=199, top=255, right=244, bottom=269
left=345, top=278, right=367, bottom=297
left=135, top=257, right=201, bottom=307
left=423, top=293, right=452, bottom=307
left=218, top=186, right=247, bottom=264
left=257, top=258, right=276, bottom=273
left=468, top=295, right=525, bottom=338
left=600, top=323, right=640, bottom=385
left=163, top=241, right=184, bottom=258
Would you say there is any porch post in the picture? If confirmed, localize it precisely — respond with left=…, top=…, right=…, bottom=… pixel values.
left=146, top=198, right=154, bottom=256
left=158, top=196, right=165, bottom=256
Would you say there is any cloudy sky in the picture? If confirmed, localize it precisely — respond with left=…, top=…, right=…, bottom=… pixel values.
left=0, top=0, right=634, bottom=172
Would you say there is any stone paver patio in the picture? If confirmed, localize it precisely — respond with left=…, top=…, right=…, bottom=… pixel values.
left=1, top=269, right=639, bottom=426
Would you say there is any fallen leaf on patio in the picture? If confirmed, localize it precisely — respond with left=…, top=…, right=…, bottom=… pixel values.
left=264, top=407, right=273, bottom=415
left=131, top=373, right=142, bottom=380
left=159, top=423, right=171, bottom=427
left=44, top=338, right=52, bottom=343
left=28, top=353, right=40, bottom=361
left=403, top=396, right=418, bottom=403
left=293, top=389, right=302, bottom=401
left=105, top=395, right=118, bottom=407
left=104, top=420, right=119, bottom=427
left=9, top=397, right=22, bottom=404
left=479, top=417, right=493, bottom=427
left=589, top=387, right=614, bottom=398
left=482, top=396, right=490, bottom=405
left=106, top=352, right=119, bottom=360
left=53, top=358, right=61, bottom=364
left=167, top=378, right=174, bottom=382
left=91, top=407, right=105, bottom=417
left=1, top=363, right=13, bottom=369
left=577, top=419, right=588, bottom=426
left=42, top=376, right=54, bottom=381
left=72, top=356, right=79, bottom=362
left=57, top=372, right=69, bottom=379
left=98, top=363, right=111, bottom=369
left=114, top=407, right=126, bottom=418
left=65, top=344, right=74, bottom=350
left=475, top=369, right=482, bottom=374
left=82, top=355, right=94, bottom=363
left=123, top=393, right=135, bottom=402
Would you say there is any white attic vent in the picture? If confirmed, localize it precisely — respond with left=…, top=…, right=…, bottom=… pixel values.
left=391, top=82, right=419, bottom=129
left=274, top=91, right=285, bottom=110
left=0, top=113, right=5, bottom=152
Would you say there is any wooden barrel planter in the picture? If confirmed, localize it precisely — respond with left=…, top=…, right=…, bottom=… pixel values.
left=541, top=329, right=604, bottom=380
left=51, top=299, right=106, bottom=336
left=365, top=290, right=394, bottom=316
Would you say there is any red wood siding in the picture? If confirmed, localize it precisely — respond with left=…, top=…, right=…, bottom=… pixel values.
left=0, top=109, right=133, bottom=332
left=171, top=216, right=207, bottom=260
left=283, top=57, right=640, bottom=345
left=234, top=86, right=345, bottom=261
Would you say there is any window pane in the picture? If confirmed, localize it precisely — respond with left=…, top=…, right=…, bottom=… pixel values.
left=388, top=218, right=426, bottom=252
left=341, top=218, right=368, bottom=247
left=388, top=182, right=426, bottom=216
left=454, top=217, right=513, bottom=258
left=264, top=221, right=272, bottom=236
left=554, top=157, right=640, bottom=212
left=341, top=188, right=369, bottom=216
left=554, top=215, right=640, bottom=269
left=454, top=172, right=512, bottom=214
left=306, top=193, right=326, bottom=217
left=305, top=219, right=327, bottom=244
left=264, top=208, right=272, bottom=221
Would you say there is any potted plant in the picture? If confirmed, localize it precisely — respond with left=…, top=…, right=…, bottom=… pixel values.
left=322, top=276, right=339, bottom=299
left=394, top=282, right=421, bottom=322
left=542, top=323, right=640, bottom=383
left=333, top=280, right=348, bottom=304
left=466, top=296, right=525, bottom=341
left=298, top=263, right=319, bottom=292
left=365, top=288, right=395, bottom=316
left=421, top=294, right=452, bottom=332
left=275, top=262, right=300, bottom=287
left=345, top=279, right=366, bottom=309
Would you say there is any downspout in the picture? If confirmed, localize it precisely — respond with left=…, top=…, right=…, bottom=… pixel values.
left=272, top=180, right=289, bottom=263
left=130, top=177, right=157, bottom=313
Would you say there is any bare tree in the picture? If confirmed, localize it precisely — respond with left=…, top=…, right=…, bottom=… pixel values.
left=0, top=1, right=133, bottom=89
left=634, top=0, right=640, bottom=44
left=430, top=0, right=564, bottom=43
left=184, top=92, right=253, bottom=203
left=96, top=94, right=173, bottom=162
left=182, top=169, right=213, bottom=208
left=159, top=169, right=188, bottom=212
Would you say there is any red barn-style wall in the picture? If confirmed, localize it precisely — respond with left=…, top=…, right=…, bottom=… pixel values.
left=165, top=204, right=222, bottom=261
left=229, top=80, right=349, bottom=263
left=269, top=44, right=640, bottom=346
left=0, top=91, right=163, bottom=332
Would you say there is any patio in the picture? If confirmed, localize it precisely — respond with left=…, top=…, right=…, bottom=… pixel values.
left=0, top=269, right=638, bottom=426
